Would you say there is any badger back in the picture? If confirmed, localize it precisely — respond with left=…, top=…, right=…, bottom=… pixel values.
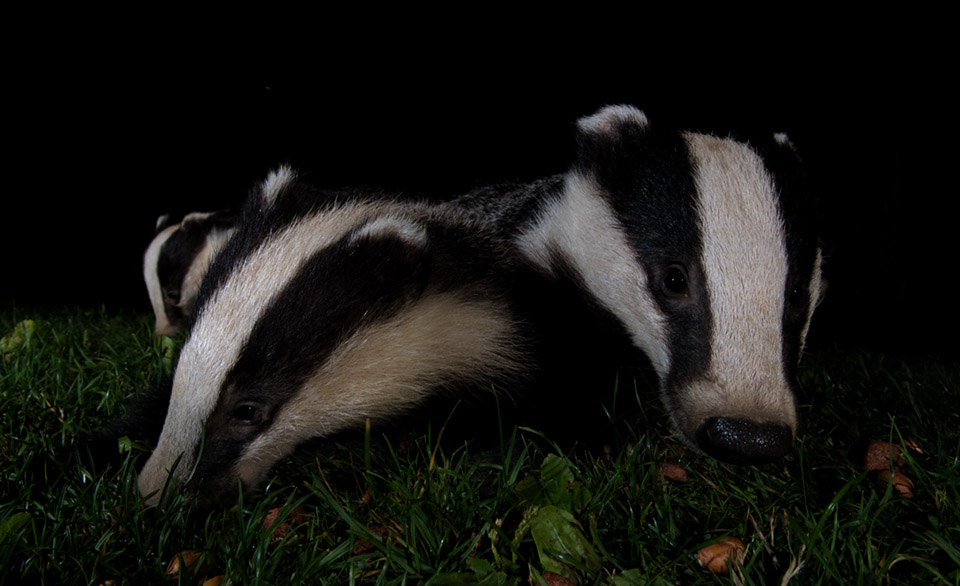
left=517, top=105, right=823, bottom=465
left=138, top=167, right=529, bottom=504
left=143, top=209, right=238, bottom=336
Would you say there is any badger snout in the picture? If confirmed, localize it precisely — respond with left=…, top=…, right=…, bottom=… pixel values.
left=695, top=416, right=793, bottom=465
left=668, top=375, right=798, bottom=466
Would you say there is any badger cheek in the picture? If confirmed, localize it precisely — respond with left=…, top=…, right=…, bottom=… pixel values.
left=230, top=433, right=299, bottom=497
left=661, top=383, right=706, bottom=448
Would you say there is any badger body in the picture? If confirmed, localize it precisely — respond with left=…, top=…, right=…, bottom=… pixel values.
left=139, top=105, right=823, bottom=504
left=138, top=168, right=532, bottom=504
left=143, top=209, right=238, bottom=336
left=458, top=105, right=823, bottom=464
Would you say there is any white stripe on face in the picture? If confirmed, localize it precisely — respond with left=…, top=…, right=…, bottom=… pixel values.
left=143, top=224, right=179, bottom=336
left=676, top=133, right=796, bottom=431
left=516, top=172, right=671, bottom=377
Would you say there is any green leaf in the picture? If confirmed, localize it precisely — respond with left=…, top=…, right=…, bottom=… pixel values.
left=528, top=505, right=601, bottom=578
left=1, top=319, right=36, bottom=357
left=0, top=512, right=31, bottom=545
left=117, top=435, right=134, bottom=453
left=540, top=454, right=591, bottom=513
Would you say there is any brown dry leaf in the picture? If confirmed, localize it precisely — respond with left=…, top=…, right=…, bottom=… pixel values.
left=697, top=536, right=746, bottom=575
left=658, top=462, right=689, bottom=483
left=540, top=570, right=576, bottom=585
left=863, top=440, right=905, bottom=470
left=261, top=505, right=307, bottom=543
left=879, top=468, right=915, bottom=498
left=165, top=550, right=207, bottom=579
left=202, top=576, right=225, bottom=586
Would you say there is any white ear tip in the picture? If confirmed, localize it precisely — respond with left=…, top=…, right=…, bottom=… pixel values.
left=261, top=165, right=297, bottom=205
left=773, top=132, right=795, bottom=148
left=352, top=216, right=428, bottom=248
left=577, top=105, right=649, bottom=134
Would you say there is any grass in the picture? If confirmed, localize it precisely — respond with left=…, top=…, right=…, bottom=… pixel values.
left=1, top=306, right=958, bottom=585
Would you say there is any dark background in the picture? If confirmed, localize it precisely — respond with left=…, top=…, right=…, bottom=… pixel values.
left=4, top=42, right=955, bottom=359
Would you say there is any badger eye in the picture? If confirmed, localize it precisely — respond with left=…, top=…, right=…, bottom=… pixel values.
left=232, top=404, right=262, bottom=425
left=662, top=265, right=688, bottom=296
left=163, top=287, right=181, bottom=304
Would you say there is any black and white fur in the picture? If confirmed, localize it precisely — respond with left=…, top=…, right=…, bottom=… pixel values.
left=458, top=105, right=823, bottom=464
left=138, top=105, right=823, bottom=504
left=143, top=210, right=238, bottom=336
left=138, top=167, right=532, bottom=504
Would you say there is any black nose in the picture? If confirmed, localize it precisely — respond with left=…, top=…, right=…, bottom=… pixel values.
left=696, top=417, right=793, bottom=465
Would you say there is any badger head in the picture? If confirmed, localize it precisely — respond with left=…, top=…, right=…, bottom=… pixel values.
left=519, top=105, right=824, bottom=465
left=138, top=168, right=526, bottom=505
left=143, top=210, right=237, bottom=336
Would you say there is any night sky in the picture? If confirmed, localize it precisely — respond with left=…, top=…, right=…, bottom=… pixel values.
left=5, top=42, right=954, bottom=359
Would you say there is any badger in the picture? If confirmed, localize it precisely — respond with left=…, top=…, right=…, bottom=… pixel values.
left=457, top=105, right=824, bottom=465
left=137, top=167, right=533, bottom=504
left=143, top=209, right=238, bottom=336
left=138, top=105, right=823, bottom=504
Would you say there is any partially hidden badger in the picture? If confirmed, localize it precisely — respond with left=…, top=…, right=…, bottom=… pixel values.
left=138, top=168, right=534, bottom=504
left=143, top=209, right=238, bottom=336
left=138, top=104, right=823, bottom=505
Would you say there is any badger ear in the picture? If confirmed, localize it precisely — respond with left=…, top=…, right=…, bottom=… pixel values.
left=773, top=132, right=797, bottom=151
left=757, top=131, right=805, bottom=184
left=257, top=165, right=298, bottom=208
left=574, top=105, right=651, bottom=174
left=155, top=214, right=173, bottom=233
left=342, top=215, right=431, bottom=299
left=349, top=216, right=428, bottom=249
left=576, top=104, right=649, bottom=138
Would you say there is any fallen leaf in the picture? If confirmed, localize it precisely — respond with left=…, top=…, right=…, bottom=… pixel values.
left=697, top=536, right=746, bottom=575
left=879, top=468, right=915, bottom=498
left=261, top=505, right=307, bottom=543
left=202, top=576, right=225, bottom=586
left=863, top=440, right=904, bottom=471
left=528, top=505, right=601, bottom=577
left=658, top=462, right=688, bottom=483
left=1, top=320, right=35, bottom=361
left=165, top=550, right=207, bottom=579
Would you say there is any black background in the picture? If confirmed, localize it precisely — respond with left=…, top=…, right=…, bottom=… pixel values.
left=4, top=36, right=955, bottom=359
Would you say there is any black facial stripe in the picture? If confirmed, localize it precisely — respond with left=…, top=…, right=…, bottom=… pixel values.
left=157, top=228, right=208, bottom=304
left=229, top=229, right=427, bottom=411
left=195, top=225, right=431, bottom=483
left=197, top=179, right=337, bottom=311
left=755, top=139, right=821, bottom=375
left=158, top=210, right=239, bottom=327
left=189, top=425, right=251, bottom=502
left=577, top=120, right=712, bottom=390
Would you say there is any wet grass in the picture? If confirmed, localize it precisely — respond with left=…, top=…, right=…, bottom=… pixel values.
left=1, top=306, right=957, bottom=584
